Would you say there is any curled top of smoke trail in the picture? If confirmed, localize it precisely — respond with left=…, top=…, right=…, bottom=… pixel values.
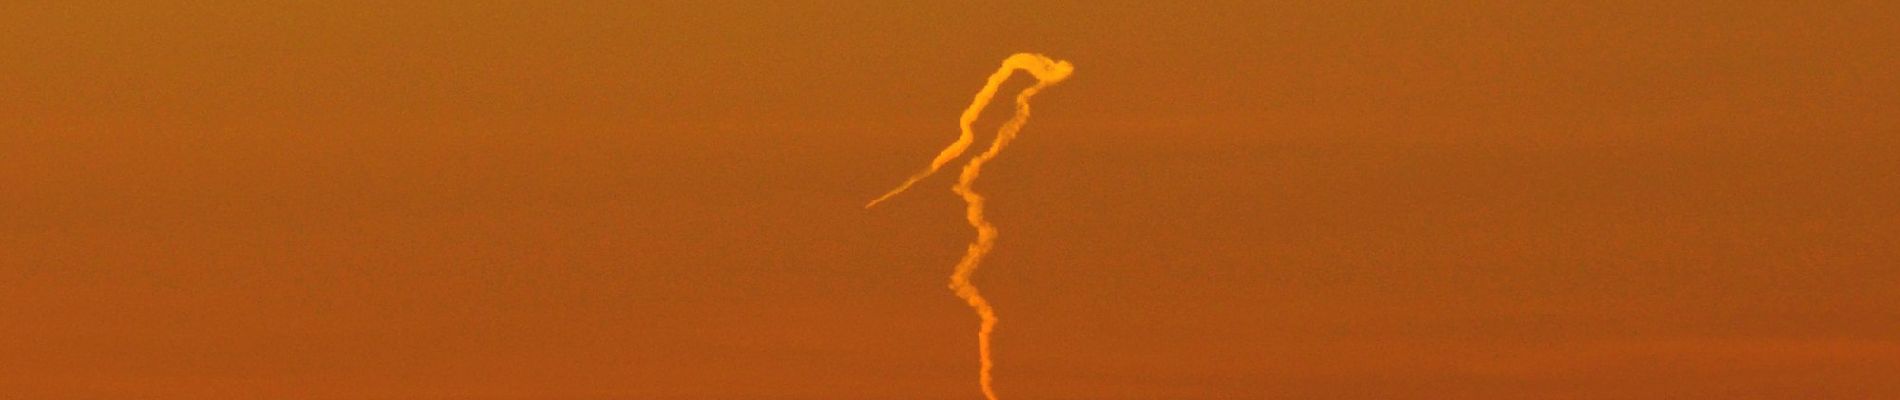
left=862, top=53, right=1075, bottom=210
left=1004, top=53, right=1075, bottom=84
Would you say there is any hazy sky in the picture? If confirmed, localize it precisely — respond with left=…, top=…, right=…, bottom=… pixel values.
left=4, top=1, right=1898, bottom=399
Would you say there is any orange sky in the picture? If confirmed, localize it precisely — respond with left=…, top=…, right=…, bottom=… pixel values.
left=4, top=1, right=1898, bottom=399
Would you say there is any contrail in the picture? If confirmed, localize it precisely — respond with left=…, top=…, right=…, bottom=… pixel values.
left=866, top=53, right=1073, bottom=400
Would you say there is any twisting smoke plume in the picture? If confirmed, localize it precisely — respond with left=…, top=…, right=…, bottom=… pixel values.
left=866, top=53, right=1073, bottom=400
left=864, top=53, right=1076, bottom=209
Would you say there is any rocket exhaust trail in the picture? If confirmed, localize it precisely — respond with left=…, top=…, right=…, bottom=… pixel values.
left=865, top=53, right=1073, bottom=400
left=864, top=53, right=1076, bottom=209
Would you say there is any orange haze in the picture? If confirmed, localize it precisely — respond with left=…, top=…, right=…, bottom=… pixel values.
left=4, top=2, right=1898, bottom=399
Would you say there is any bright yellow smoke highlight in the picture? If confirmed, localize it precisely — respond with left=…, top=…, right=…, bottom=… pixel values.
left=864, top=53, right=1075, bottom=209
left=865, top=53, right=1073, bottom=400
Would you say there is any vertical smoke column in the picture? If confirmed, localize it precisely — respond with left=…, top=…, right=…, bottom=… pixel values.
left=865, top=53, right=1073, bottom=400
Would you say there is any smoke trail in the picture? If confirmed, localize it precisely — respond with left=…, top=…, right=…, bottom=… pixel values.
left=863, top=53, right=1076, bottom=209
left=866, top=53, right=1073, bottom=400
